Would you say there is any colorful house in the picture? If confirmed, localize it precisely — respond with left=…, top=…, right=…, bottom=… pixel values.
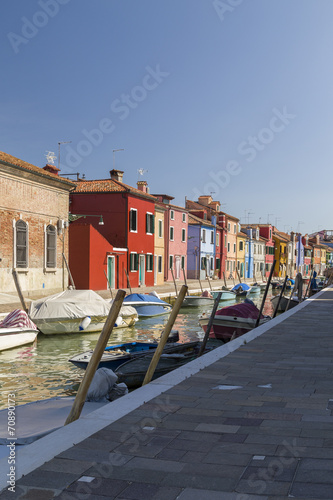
left=70, top=170, right=157, bottom=289
left=302, top=235, right=312, bottom=277
left=153, top=201, right=166, bottom=286
left=236, top=230, right=246, bottom=279
left=272, top=229, right=289, bottom=277
left=153, top=195, right=188, bottom=281
left=241, top=227, right=253, bottom=279
left=187, top=214, right=215, bottom=280
left=219, top=212, right=239, bottom=280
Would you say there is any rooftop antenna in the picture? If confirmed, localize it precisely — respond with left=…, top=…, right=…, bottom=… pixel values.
left=113, top=148, right=124, bottom=169
left=267, top=213, right=274, bottom=224
left=296, top=221, right=304, bottom=233
left=247, top=210, right=254, bottom=225
left=45, top=151, right=57, bottom=165
left=137, top=168, right=148, bottom=180
left=58, top=141, right=72, bottom=170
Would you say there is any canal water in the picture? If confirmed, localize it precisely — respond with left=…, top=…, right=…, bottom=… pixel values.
left=0, top=289, right=281, bottom=410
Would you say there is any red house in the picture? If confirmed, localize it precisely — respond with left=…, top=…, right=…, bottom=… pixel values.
left=69, top=169, right=157, bottom=290
left=258, top=224, right=275, bottom=277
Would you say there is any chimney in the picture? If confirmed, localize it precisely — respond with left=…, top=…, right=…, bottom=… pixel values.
left=110, top=169, right=124, bottom=182
left=137, top=180, right=148, bottom=193
left=43, top=164, right=60, bottom=176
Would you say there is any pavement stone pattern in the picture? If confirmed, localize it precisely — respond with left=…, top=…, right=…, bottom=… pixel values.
left=1, top=287, right=333, bottom=499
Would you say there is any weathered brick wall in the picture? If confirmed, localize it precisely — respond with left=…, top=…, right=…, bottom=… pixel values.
left=0, top=171, right=70, bottom=293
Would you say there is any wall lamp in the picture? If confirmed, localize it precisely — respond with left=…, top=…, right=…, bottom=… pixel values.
left=69, top=213, right=104, bottom=225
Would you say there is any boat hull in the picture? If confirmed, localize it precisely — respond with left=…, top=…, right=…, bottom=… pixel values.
left=0, top=328, right=38, bottom=351
left=181, top=296, right=215, bottom=307
left=211, top=291, right=236, bottom=301
left=199, top=315, right=269, bottom=342
left=271, top=295, right=299, bottom=312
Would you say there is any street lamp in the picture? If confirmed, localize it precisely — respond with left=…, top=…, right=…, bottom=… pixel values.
left=69, top=214, right=104, bottom=225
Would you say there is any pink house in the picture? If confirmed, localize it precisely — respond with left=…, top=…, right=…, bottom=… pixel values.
left=153, top=194, right=188, bottom=281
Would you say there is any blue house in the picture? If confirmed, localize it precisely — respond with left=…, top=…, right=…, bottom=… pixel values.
left=242, top=228, right=254, bottom=279
left=187, top=214, right=215, bottom=280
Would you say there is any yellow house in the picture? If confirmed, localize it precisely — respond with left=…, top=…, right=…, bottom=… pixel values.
left=154, top=204, right=166, bottom=285
left=236, top=231, right=246, bottom=279
left=320, top=245, right=327, bottom=275
left=273, top=231, right=289, bottom=277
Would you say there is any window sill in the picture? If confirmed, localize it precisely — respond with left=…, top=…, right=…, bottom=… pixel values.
left=14, top=268, right=29, bottom=273
left=44, top=268, right=57, bottom=273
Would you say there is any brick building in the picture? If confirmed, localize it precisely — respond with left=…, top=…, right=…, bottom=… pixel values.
left=0, top=151, right=75, bottom=294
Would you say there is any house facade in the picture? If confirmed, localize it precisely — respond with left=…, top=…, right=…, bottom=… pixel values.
left=70, top=170, right=157, bottom=289
left=0, top=151, right=74, bottom=293
left=219, top=212, right=239, bottom=280
left=187, top=214, right=215, bottom=280
left=153, top=195, right=188, bottom=281
left=154, top=203, right=166, bottom=286
left=236, top=230, right=246, bottom=279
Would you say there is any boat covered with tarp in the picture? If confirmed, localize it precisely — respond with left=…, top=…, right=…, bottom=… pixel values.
left=29, top=289, right=138, bottom=334
left=0, top=309, right=38, bottom=351
left=123, top=293, right=172, bottom=317
left=199, top=299, right=270, bottom=342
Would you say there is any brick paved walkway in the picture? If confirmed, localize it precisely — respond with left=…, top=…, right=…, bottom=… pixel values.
left=1, top=287, right=332, bottom=499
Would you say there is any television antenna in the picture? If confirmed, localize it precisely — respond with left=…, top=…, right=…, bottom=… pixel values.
left=45, top=151, right=57, bottom=165
left=137, top=168, right=148, bottom=179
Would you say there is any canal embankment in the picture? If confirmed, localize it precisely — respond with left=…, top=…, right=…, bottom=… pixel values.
left=0, top=286, right=332, bottom=498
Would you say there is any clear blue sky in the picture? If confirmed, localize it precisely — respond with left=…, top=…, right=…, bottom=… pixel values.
left=2, top=0, right=333, bottom=234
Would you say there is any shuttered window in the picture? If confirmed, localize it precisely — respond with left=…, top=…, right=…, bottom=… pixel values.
left=129, top=209, right=137, bottom=231
left=46, top=225, right=56, bottom=268
left=16, top=220, right=28, bottom=268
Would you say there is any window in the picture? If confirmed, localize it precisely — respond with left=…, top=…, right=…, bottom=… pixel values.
left=234, top=224, right=236, bottom=234
left=170, top=226, right=174, bottom=241
left=210, top=231, right=214, bottom=244
left=170, top=210, right=174, bottom=220
left=181, top=256, right=185, bottom=269
left=216, top=258, right=221, bottom=270
left=158, top=219, right=163, bottom=238
left=129, top=209, right=137, bottom=232
left=269, top=229, right=272, bottom=240
left=228, top=223, right=231, bottom=232
left=227, top=242, right=230, bottom=252
left=201, top=257, right=207, bottom=270
left=146, top=254, right=153, bottom=271
left=233, top=243, right=236, bottom=253
left=15, top=220, right=28, bottom=268
left=225, top=235, right=227, bottom=247
left=130, top=253, right=138, bottom=271
left=181, top=228, right=186, bottom=242
left=46, top=224, right=56, bottom=268
left=216, top=233, right=220, bottom=247
left=202, top=229, right=206, bottom=243
left=182, top=213, right=186, bottom=223
left=169, top=255, right=173, bottom=269
left=146, top=213, right=154, bottom=234
left=210, top=257, right=214, bottom=271
left=158, top=255, right=163, bottom=273
left=239, top=241, right=243, bottom=251
left=227, top=260, right=229, bottom=271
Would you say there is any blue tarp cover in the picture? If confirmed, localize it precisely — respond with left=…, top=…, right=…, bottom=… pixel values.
left=232, top=283, right=250, bottom=291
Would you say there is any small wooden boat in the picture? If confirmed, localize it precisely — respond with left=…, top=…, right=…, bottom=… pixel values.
left=232, top=283, right=250, bottom=296
left=123, top=293, right=172, bottom=317
left=0, top=310, right=38, bottom=351
left=69, top=330, right=180, bottom=371
left=212, top=290, right=237, bottom=301
left=181, top=291, right=215, bottom=307
left=247, top=285, right=261, bottom=295
left=199, top=300, right=270, bottom=343
left=114, top=341, right=215, bottom=388
left=271, top=294, right=299, bottom=312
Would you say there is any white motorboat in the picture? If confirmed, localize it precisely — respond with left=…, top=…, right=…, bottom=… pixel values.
left=28, top=289, right=138, bottom=335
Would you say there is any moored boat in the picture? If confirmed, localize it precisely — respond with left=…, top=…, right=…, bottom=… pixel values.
left=211, top=290, right=237, bottom=301
left=28, top=289, right=138, bottom=335
left=198, top=299, right=270, bottom=343
left=232, top=283, right=251, bottom=296
left=123, top=292, right=172, bottom=317
left=0, top=309, right=38, bottom=351
left=271, top=294, right=299, bottom=312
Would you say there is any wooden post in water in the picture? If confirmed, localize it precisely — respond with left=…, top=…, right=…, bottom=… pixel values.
left=182, top=268, right=190, bottom=295
left=124, top=268, right=132, bottom=294
left=198, top=292, right=222, bottom=357
left=272, top=275, right=288, bottom=318
left=255, top=259, right=276, bottom=328
left=204, top=263, right=213, bottom=292
left=236, top=267, right=241, bottom=284
left=170, top=268, right=178, bottom=297
left=223, top=272, right=227, bottom=288
left=65, top=290, right=126, bottom=425
left=12, top=270, right=28, bottom=313
left=142, top=285, right=187, bottom=386
left=62, top=253, right=75, bottom=288
left=304, top=268, right=313, bottom=299
left=104, top=270, right=114, bottom=300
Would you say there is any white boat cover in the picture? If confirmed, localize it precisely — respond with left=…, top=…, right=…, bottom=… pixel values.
left=29, top=289, right=111, bottom=321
